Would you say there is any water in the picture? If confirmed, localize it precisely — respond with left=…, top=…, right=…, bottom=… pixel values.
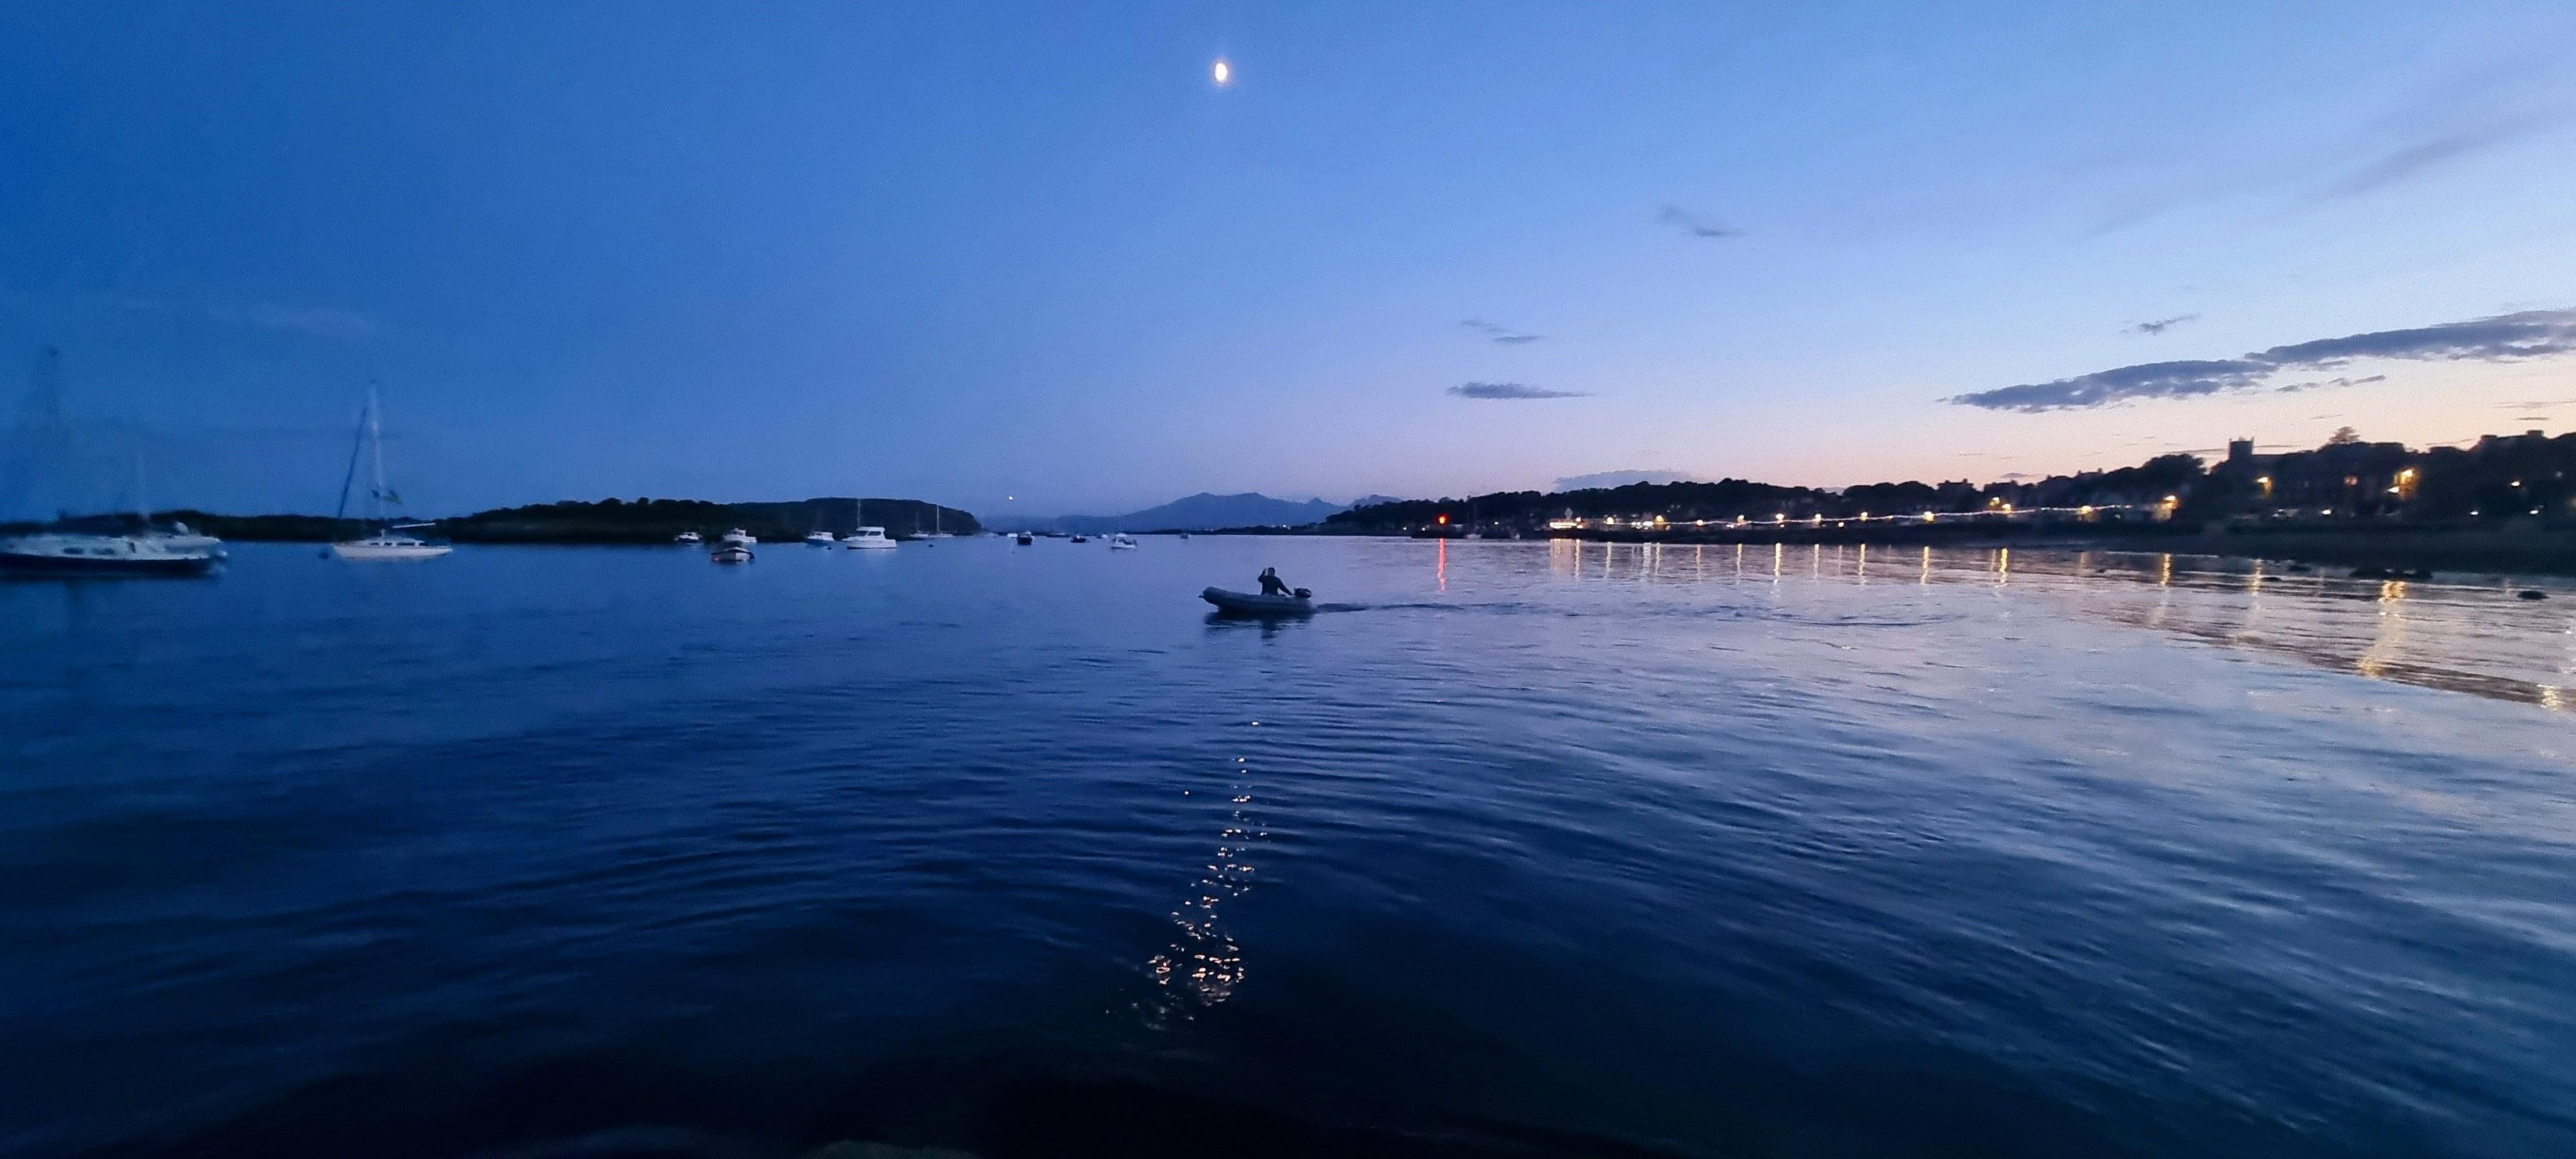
left=4, top=537, right=2573, bottom=1158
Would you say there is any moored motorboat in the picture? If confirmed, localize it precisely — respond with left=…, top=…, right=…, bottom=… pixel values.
left=1200, top=586, right=1313, bottom=616
left=720, top=528, right=756, bottom=547
left=1110, top=533, right=1139, bottom=550
left=842, top=525, right=898, bottom=550
left=1014, top=533, right=1034, bottom=545
left=674, top=531, right=703, bottom=545
left=712, top=545, right=754, bottom=563
left=0, top=531, right=221, bottom=577
left=805, top=531, right=838, bottom=546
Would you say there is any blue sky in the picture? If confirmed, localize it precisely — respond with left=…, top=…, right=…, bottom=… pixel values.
left=4, top=1, right=2573, bottom=518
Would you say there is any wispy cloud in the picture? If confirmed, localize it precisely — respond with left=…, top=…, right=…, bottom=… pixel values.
left=1656, top=205, right=1743, bottom=239
left=1949, top=308, right=2576, bottom=411
left=237, top=302, right=380, bottom=340
left=2272, top=374, right=2385, bottom=394
left=1450, top=382, right=1587, bottom=400
left=1460, top=319, right=1544, bottom=345
left=2318, top=117, right=2549, bottom=201
left=117, top=294, right=382, bottom=341
left=2127, top=313, right=2198, bottom=336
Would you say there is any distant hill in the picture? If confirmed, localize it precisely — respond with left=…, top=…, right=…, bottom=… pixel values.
left=438, top=497, right=978, bottom=543
left=1018, top=492, right=1348, bottom=535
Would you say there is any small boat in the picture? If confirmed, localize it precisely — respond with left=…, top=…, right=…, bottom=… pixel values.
left=721, top=529, right=756, bottom=547
left=0, top=531, right=221, bottom=577
left=1015, top=533, right=1034, bottom=545
left=805, top=531, right=838, bottom=547
left=1069, top=535, right=1089, bottom=543
left=712, top=545, right=754, bottom=563
left=1201, top=586, right=1313, bottom=616
left=674, top=531, right=703, bottom=545
left=1109, top=534, right=1139, bottom=550
left=842, top=526, right=898, bottom=551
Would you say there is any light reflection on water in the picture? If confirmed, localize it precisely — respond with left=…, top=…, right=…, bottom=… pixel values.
left=1521, top=538, right=2575, bottom=714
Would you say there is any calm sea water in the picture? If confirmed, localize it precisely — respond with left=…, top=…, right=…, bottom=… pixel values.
left=4, top=537, right=2573, bottom=1158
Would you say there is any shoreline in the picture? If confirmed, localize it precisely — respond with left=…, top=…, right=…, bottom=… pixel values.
left=1205, top=524, right=2576, bottom=580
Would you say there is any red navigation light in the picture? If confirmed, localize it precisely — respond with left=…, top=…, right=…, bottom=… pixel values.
left=1436, top=514, right=1448, bottom=525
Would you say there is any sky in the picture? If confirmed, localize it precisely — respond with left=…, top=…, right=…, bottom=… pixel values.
left=4, top=1, right=2575, bottom=519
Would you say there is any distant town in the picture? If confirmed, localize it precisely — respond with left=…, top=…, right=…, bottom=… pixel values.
left=1326, top=428, right=2575, bottom=574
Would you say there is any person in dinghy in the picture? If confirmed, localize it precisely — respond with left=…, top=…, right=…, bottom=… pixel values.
left=1200, top=566, right=1315, bottom=615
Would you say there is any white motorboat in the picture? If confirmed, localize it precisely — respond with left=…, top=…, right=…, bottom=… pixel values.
left=805, top=531, right=838, bottom=546
left=0, top=531, right=221, bottom=577
left=674, top=531, right=703, bottom=545
left=712, top=544, right=754, bottom=563
left=721, top=528, right=756, bottom=547
left=1109, top=534, right=1139, bottom=550
left=328, top=383, right=453, bottom=562
left=842, top=526, right=898, bottom=550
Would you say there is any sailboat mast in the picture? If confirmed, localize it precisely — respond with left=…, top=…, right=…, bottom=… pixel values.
left=366, top=382, right=388, bottom=527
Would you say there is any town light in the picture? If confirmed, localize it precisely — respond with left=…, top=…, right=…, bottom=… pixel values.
left=1436, top=514, right=1448, bottom=525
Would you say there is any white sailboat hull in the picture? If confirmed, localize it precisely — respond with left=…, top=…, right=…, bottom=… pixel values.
left=331, top=539, right=453, bottom=561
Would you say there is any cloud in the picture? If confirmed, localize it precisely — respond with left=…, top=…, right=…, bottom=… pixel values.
left=238, top=302, right=380, bottom=339
left=117, top=295, right=381, bottom=340
left=2318, top=118, right=2548, bottom=200
left=1554, top=470, right=1697, bottom=490
left=2127, top=313, right=2198, bottom=336
left=1949, top=308, right=2576, bottom=411
left=1949, top=359, right=2273, bottom=412
left=2271, top=374, right=2386, bottom=394
left=1450, top=382, right=1587, bottom=400
left=1460, top=319, right=1544, bottom=345
left=1656, top=205, right=1743, bottom=239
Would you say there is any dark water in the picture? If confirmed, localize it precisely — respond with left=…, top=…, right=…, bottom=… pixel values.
left=5, top=537, right=2573, bottom=1158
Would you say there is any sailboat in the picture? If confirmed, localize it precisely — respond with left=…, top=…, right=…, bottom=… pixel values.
left=329, top=383, right=452, bottom=561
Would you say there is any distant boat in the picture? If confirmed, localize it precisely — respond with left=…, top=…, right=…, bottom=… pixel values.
left=674, top=531, right=702, bottom=545
left=1069, top=535, right=1089, bottom=543
left=712, top=544, right=754, bottom=564
left=1110, top=533, right=1139, bottom=550
left=1015, top=533, right=1034, bottom=545
left=805, top=530, right=838, bottom=547
left=329, top=383, right=453, bottom=562
left=0, top=353, right=225, bottom=577
left=843, top=526, right=898, bottom=551
left=721, top=528, right=756, bottom=547
left=0, top=531, right=219, bottom=577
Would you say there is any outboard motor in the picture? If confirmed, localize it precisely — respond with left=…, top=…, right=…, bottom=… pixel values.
left=1293, top=587, right=1311, bottom=598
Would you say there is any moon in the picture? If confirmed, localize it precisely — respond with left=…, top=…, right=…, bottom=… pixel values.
left=1212, top=58, right=1231, bottom=87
